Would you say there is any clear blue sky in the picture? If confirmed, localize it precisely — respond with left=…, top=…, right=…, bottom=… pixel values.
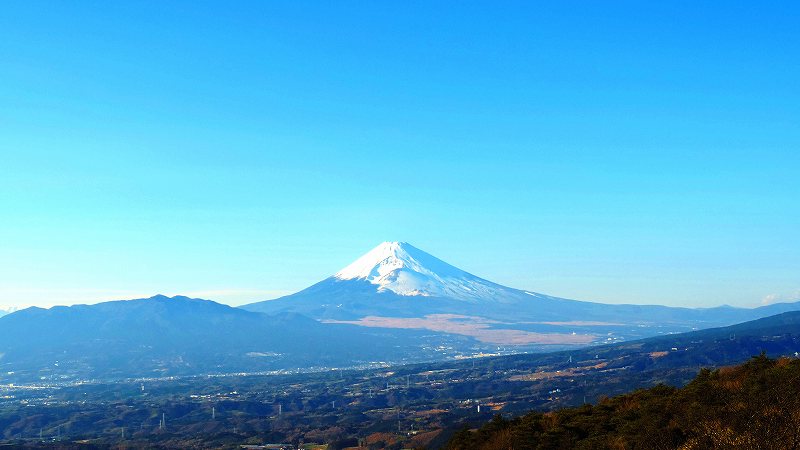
left=1, top=2, right=798, bottom=309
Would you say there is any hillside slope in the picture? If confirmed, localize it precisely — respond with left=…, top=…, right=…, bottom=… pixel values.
left=447, top=354, right=800, bottom=450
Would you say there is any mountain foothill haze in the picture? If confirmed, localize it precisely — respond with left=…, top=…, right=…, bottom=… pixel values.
left=2, top=241, right=799, bottom=382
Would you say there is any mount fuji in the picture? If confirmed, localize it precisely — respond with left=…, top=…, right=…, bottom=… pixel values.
left=245, top=242, right=557, bottom=320
left=244, top=242, right=800, bottom=347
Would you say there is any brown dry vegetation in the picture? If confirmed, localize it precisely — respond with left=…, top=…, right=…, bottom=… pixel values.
left=325, top=314, right=595, bottom=345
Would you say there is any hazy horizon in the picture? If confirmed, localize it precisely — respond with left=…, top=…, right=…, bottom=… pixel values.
left=2, top=240, right=798, bottom=311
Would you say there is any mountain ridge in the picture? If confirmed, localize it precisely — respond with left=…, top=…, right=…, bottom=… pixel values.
left=0, top=294, right=455, bottom=382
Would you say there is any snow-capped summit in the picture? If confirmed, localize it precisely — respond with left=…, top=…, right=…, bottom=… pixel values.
left=332, top=241, right=508, bottom=302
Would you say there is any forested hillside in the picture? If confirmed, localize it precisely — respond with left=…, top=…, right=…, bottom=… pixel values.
left=447, top=354, right=800, bottom=450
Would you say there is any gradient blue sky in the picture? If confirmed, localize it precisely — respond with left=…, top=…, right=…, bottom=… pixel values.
left=1, top=2, right=798, bottom=309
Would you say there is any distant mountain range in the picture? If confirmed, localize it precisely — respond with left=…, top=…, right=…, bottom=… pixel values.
left=2, top=241, right=799, bottom=382
left=0, top=295, right=455, bottom=382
